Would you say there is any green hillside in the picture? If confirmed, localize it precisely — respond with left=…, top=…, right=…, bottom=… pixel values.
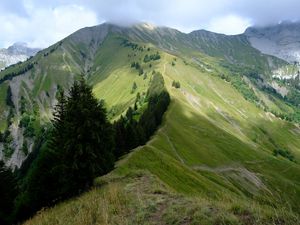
left=0, top=23, right=299, bottom=224
left=23, top=35, right=300, bottom=224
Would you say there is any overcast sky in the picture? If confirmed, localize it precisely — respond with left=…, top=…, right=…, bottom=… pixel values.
left=1, top=0, right=300, bottom=48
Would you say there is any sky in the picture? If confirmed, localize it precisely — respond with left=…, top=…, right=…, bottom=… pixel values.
left=1, top=0, right=300, bottom=48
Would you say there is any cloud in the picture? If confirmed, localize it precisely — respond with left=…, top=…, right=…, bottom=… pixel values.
left=0, top=0, right=28, bottom=17
left=1, top=0, right=300, bottom=48
left=87, top=0, right=232, bottom=32
left=0, top=3, right=98, bottom=48
left=232, top=0, right=300, bottom=26
left=207, top=15, right=252, bottom=35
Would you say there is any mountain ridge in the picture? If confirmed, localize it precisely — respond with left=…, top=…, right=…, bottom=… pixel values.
left=0, top=21, right=298, bottom=167
left=0, top=21, right=299, bottom=224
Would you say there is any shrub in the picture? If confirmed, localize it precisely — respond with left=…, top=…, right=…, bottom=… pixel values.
left=273, top=149, right=296, bottom=162
left=172, top=80, right=181, bottom=88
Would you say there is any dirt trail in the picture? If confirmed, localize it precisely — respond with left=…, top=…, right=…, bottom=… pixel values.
left=244, top=158, right=273, bottom=165
left=161, top=131, right=185, bottom=164
left=163, top=62, right=167, bottom=75
left=193, top=164, right=269, bottom=192
left=184, top=91, right=202, bottom=110
left=209, top=80, right=248, bottom=119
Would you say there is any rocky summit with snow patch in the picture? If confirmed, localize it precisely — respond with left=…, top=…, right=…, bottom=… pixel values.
left=0, top=42, right=40, bottom=70
left=245, top=21, right=300, bottom=63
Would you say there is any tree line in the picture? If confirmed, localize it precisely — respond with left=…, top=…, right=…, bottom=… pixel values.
left=143, top=52, right=161, bottom=63
left=114, top=72, right=170, bottom=158
left=0, top=63, right=35, bottom=85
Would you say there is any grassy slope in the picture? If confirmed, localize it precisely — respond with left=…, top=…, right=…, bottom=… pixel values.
left=24, top=43, right=300, bottom=224
left=0, top=43, right=81, bottom=129
left=0, top=35, right=152, bottom=130
left=90, top=36, right=154, bottom=119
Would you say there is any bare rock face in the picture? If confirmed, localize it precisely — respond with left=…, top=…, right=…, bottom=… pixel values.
left=0, top=42, right=41, bottom=70
left=245, top=21, right=300, bottom=63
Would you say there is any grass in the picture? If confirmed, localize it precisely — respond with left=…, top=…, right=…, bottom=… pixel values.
left=23, top=45, right=300, bottom=224
left=24, top=171, right=299, bottom=225
left=91, top=36, right=162, bottom=119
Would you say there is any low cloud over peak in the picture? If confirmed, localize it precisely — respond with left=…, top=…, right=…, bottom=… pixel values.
left=1, top=0, right=300, bottom=48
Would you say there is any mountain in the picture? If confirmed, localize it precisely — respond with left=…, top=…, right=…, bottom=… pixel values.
left=245, top=21, right=300, bottom=63
left=0, top=42, right=40, bottom=70
left=244, top=21, right=300, bottom=80
left=0, top=22, right=300, bottom=224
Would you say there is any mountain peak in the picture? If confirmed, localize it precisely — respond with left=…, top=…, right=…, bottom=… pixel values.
left=0, top=42, right=41, bottom=70
left=134, top=22, right=157, bottom=30
left=245, top=21, right=300, bottom=62
left=12, top=42, right=28, bottom=47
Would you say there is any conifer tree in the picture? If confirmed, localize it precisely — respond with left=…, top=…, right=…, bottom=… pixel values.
left=49, top=78, right=115, bottom=194
left=15, top=78, right=115, bottom=220
left=0, top=161, right=17, bottom=225
left=113, top=116, right=127, bottom=157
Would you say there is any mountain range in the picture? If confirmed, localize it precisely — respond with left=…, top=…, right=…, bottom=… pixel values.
left=0, top=42, right=40, bottom=71
left=0, top=21, right=300, bottom=224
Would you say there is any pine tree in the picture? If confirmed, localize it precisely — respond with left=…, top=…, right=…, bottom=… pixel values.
left=6, top=86, right=14, bottom=108
left=15, top=78, right=115, bottom=221
left=125, top=121, right=139, bottom=149
left=131, top=82, right=138, bottom=93
left=49, top=78, right=115, bottom=195
left=134, top=102, right=138, bottom=111
left=136, top=92, right=141, bottom=102
left=0, top=161, right=17, bottom=225
left=126, top=106, right=134, bottom=120
left=113, top=116, right=127, bottom=157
